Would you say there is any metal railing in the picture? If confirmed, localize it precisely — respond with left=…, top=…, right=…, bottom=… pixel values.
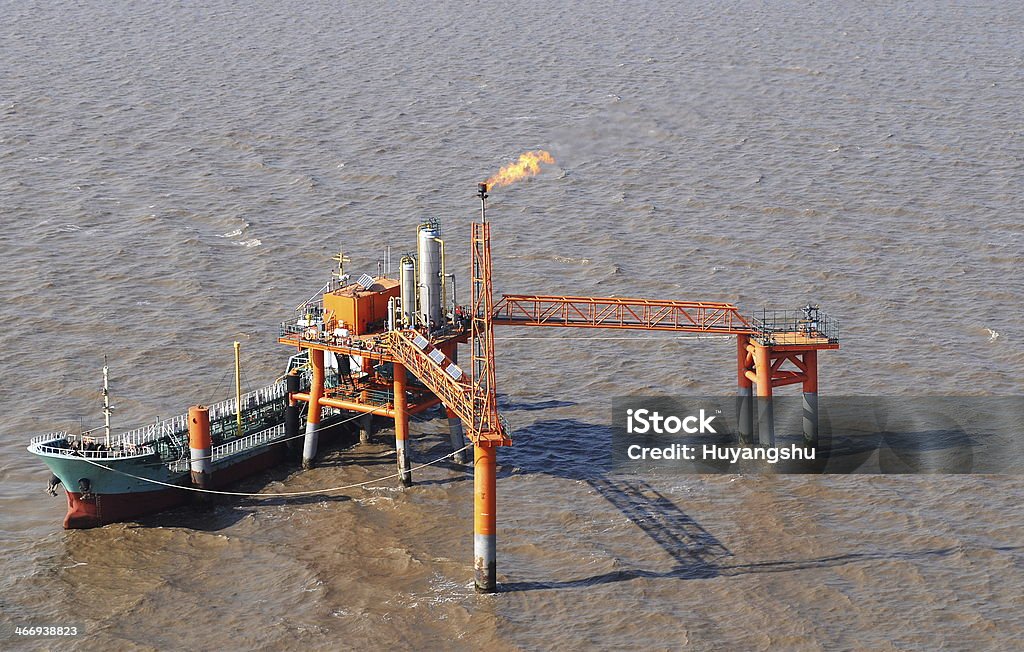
left=204, top=381, right=286, bottom=424
left=326, top=385, right=394, bottom=407
left=752, top=307, right=840, bottom=346
left=28, top=380, right=287, bottom=451
left=211, top=423, right=286, bottom=463
left=281, top=322, right=309, bottom=337
left=118, top=414, right=190, bottom=447
left=31, top=431, right=69, bottom=445
left=29, top=437, right=157, bottom=460
left=168, top=423, right=290, bottom=473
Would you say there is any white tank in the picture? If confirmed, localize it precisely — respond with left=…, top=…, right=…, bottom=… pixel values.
left=418, top=225, right=442, bottom=328
left=400, top=257, right=416, bottom=327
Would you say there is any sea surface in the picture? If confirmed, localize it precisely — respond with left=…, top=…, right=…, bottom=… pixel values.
left=2, top=2, right=1022, bottom=650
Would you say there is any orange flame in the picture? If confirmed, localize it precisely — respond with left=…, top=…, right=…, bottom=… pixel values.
left=485, top=150, right=555, bottom=191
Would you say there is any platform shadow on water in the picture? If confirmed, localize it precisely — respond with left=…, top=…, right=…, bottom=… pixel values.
left=498, top=394, right=577, bottom=412
left=500, top=418, right=731, bottom=588
left=496, top=418, right=1021, bottom=592
left=499, top=544, right=1008, bottom=592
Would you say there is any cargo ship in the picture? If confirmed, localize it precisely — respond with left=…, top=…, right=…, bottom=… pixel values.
left=28, top=217, right=473, bottom=528
left=28, top=348, right=366, bottom=528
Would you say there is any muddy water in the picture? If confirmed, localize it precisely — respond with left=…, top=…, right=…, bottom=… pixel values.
left=2, top=2, right=1022, bottom=649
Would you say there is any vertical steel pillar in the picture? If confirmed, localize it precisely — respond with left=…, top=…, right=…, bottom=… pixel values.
left=446, top=407, right=466, bottom=464
left=188, top=405, right=212, bottom=490
left=302, top=348, right=324, bottom=469
left=393, top=362, right=412, bottom=487
left=359, top=413, right=373, bottom=445
left=754, top=343, right=775, bottom=447
left=736, top=334, right=754, bottom=446
left=474, top=443, right=497, bottom=592
left=802, top=349, right=819, bottom=445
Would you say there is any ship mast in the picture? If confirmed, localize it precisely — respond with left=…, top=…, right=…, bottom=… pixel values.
left=234, top=341, right=243, bottom=439
left=102, top=355, right=111, bottom=446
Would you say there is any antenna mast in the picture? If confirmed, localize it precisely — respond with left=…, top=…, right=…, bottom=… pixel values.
left=102, top=355, right=112, bottom=446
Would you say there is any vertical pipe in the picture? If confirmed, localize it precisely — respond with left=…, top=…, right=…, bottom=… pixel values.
left=802, top=349, right=819, bottom=445
left=736, top=334, right=754, bottom=446
left=234, top=341, right=243, bottom=439
left=302, top=348, right=324, bottom=469
left=188, top=405, right=212, bottom=490
left=474, top=444, right=497, bottom=592
left=394, top=362, right=412, bottom=486
left=400, top=256, right=416, bottom=328
left=436, top=237, right=447, bottom=318
left=754, top=343, right=775, bottom=447
left=285, top=404, right=301, bottom=459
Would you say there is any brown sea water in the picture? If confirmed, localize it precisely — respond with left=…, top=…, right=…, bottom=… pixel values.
left=1, top=2, right=1022, bottom=649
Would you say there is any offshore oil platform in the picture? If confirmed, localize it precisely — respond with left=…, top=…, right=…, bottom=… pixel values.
left=28, top=152, right=839, bottom=592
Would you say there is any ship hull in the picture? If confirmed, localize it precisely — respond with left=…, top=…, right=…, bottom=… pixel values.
left=64, top=486, right=187, bottom=529
left=42, top=419, right=356, bottom=529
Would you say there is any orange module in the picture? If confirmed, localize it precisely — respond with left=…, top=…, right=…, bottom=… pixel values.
left=323, top=277, right=400, bottom=335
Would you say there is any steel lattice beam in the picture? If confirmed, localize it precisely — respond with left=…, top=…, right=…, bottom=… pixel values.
left=492, top=294, right=755, bottom=334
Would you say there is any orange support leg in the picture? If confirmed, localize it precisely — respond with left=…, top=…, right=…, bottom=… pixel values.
left=802, top=349, right=818, bottom=444
left=753, top=343, right=775, bottom=447
left=302, top=348, right=324, bottom=469
left=474, top=443, right=497, bottom=592
left=394, top=362, right=412, bottom=486
left=187, top=405, right=212, bottom=490
left=736, top=334, right=754, bottom=446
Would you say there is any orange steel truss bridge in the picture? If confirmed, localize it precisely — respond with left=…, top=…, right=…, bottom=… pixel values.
left=278, top=184, right=840, bottom=592
left=492, top=294, right=754, bottom=334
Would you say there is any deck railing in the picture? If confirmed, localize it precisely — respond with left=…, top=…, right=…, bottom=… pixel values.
left=752, top=308, right=840, bottom=346
left=29, top=436, right=157, bottom=460
left=204, top=381, right=287, bottom=424
left=211, top=423, right=286, bottom=463
left=168, top=422, right=289, bottom=473
left=29, top=380, right=288, bottom=449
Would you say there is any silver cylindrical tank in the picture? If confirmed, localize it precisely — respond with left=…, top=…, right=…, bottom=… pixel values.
left=418, top=225, right=442, bottom=328
left=400, top=257, right=416, bottom=327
